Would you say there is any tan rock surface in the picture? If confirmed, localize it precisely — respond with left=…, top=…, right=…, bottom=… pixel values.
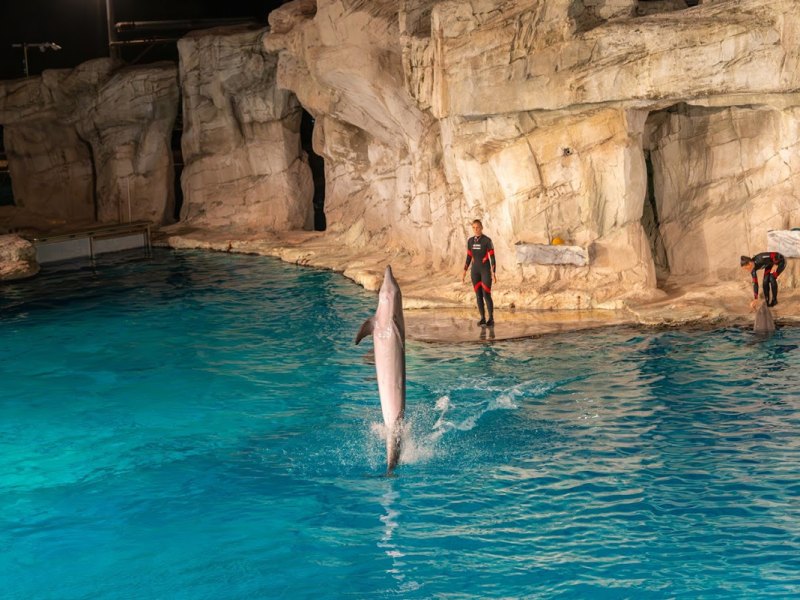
left=0, top=59, right=179, bottom=229
left=157, top=226, right=800, bottom=342
left=75, top=63, right=179, bottom=225
left=0, top=234, right=39, bottom=281
left=0, top=62, right=117, bottom=225
left=256, top=0, right=800, bottom=320
left=178, top=26, right=313, bottom=232
left=421, top=0, right=800, bottom=116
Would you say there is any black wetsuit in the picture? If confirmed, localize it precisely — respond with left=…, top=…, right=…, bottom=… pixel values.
left=750, top=251, right=786, bottom=306
left=464, top=234, right=496, bottom=323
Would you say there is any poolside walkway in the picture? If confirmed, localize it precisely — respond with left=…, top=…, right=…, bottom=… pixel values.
left=152, top=226, right=800, bottom=343
left=4, top=219, right=799, bottom=342
left=404, top=307, right=632, bottom=342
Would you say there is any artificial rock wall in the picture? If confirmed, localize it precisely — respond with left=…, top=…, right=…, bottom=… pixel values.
left=75, top=63, right=179, bottom=224
left=265, top=0, right=800, bottom=308
left=0, top=26, right=311, bottom=235
left=645, top=102, right=800, bottom=281
left=0, top=59, right=179, bottom=229
left=178, top=27, right=313, bottom=232
left=1, top=1, right=798, bottom=309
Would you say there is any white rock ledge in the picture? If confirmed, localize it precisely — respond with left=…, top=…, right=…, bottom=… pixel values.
left=515, top=243, right=589, bottom=267
left=767, top=230, right=800, bottom=258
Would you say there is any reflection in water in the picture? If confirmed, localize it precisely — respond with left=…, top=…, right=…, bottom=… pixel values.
left=377, top=485, right=419, bottom=593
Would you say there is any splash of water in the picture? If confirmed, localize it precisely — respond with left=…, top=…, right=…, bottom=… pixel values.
left=366, top=380, right=530, bottom=470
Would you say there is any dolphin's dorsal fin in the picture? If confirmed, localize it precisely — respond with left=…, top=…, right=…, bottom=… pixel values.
left=355, top=317, right=376, bottom=345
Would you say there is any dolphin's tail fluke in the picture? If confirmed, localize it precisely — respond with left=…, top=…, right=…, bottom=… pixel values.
left=385, top=420, right=403, bottom=475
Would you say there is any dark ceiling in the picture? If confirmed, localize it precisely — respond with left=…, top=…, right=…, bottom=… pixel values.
left=0, top=1, right=287, bottom=81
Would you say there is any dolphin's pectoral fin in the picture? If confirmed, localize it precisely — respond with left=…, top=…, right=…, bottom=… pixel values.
left=355, top=317, right=376, bottom=345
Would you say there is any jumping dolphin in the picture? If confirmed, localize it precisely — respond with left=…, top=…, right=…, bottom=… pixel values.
left=754, top=301, right=775, bottom=335
left=355, top=265, right=406, bottom=475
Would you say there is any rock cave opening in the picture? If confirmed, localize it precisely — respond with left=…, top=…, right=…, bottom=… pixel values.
left=637, top=0, right=701, bottom=12
left=0, top=125, right=13, bottom=208
left=172, top=105, right=184, bottom=222
left=642, top=105, right=685, bottom=290
left=641, top=148, right=669, bottom=286
left=643, top=99, right=749, bottom=289
left=301, top=109, right=326, bottom=231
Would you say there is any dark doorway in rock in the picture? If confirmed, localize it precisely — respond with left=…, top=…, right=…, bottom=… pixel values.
left=301, top=109, right=326, bottom=231
left=172, top=106, right=184, bottom=222
left=638, top=0, right=700, bottom=9
left=636, top=0, right=700, bottom=17
left=0, top=125, right=14, bottom=207
left=641, top=150, right=669, bottom=285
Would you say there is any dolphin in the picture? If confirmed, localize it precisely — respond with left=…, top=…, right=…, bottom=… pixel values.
left=753, top=301, right=775, bottom=335
left=355, top=265, right=406, bottom=475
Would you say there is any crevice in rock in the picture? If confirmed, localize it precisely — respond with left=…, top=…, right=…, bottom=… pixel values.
left=641, top=149, right=669, bottom=285
left=172, top=101, right=184, bottom=222
left=637, top=0, right=698, bottom=18
left=0, top=125, right=14, bottom=209
left=301, top=108, right=326, bottom=231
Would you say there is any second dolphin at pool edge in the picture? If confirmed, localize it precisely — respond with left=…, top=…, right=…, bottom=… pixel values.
left=754, top=301, right=775, bottom=336
left=355, top=265, right=406, bottom=475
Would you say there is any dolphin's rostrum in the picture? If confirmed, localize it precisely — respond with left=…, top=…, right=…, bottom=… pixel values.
left=753, top=301, right=775, bottom=335
left=355, top=265, right=406, bottom=475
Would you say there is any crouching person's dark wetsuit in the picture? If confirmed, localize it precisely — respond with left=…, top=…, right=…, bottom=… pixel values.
left=465, top=234, right=496, bottom=325
left=749, top=251, right=786, bottom=307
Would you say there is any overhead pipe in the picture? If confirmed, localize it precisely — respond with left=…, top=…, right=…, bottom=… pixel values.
left=108, top=38, right=180, bottom=47
left=115, top=18, right=260, bottom=33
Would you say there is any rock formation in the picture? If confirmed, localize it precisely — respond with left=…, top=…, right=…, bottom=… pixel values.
left=0, top=58, right=179, bottom=231
left=75, top=62, right=179, bottom=224
left=0, top=234, right=38, bottom=280
left=262, top=0, right=800, bottom=309
left=0, top=63, right=110, bottom=228
left=178, top=26, right=313, bottom=232
left=2, top=0, right=799, bottom=320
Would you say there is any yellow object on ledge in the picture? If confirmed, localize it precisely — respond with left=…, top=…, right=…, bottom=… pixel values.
left=550, top=237, right=564, bottom=245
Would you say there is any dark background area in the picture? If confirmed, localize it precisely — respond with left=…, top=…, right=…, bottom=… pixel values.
left=0, top=0, right=286, bottom=81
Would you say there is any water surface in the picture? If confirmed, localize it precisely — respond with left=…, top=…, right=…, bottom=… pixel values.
left=1, top=250, right=799, bottom=598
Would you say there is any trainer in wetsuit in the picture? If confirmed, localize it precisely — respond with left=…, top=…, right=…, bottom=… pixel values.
left=461, top=219, right=497, bottom=326
left=741, top=252, right=786, bottom=309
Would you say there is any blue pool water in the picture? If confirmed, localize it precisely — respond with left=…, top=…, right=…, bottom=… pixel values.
left=1, top=250, right=799, bottom=599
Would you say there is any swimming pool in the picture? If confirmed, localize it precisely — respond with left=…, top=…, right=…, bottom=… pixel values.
left=1, top=250, right=799, bottom=598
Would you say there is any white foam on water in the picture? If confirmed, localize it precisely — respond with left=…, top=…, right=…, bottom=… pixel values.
left=363, top=378, right=547, bottom=470
left=396, top=387, right=524, bottom=466
left=370, top=421, right=386, bottom=440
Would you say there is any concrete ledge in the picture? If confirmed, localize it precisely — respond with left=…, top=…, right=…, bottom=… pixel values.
left=515, top=242, right=589, bottom=266
left=30, top=221, right=152, bottom=264
left=767, top=229, right=800, bottom=257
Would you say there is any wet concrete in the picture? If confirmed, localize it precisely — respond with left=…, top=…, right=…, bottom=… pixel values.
left=5, top=220, right=800, bottom=343
left=405, top=307, right=632, bottom=343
